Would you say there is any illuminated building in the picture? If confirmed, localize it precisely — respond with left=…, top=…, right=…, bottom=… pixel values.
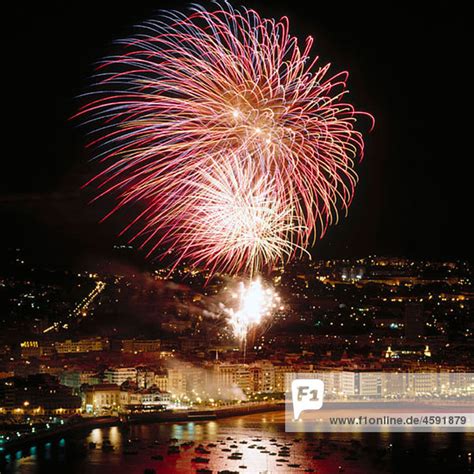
left=103, top=367, right=137, bottom=386
left=60, top=370, right=100, bottom=390
left=19, top=341, right=40, bottom=359
left=55, top=337, right=109, bottom=354
left=167, top=368, right=187, bottom=396
left=154, top=371, right=169, bottom=392
left=213, top=363, right=252, bottom=393
left=136, top=368, right=155, bottom=389
left=82, top=384, right=121, bottom=413
left=121, top=387, right=171, bottom=412
left=121, top=339, right=161, bottom=353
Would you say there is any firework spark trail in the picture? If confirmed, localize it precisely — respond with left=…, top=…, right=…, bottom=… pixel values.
left=76, top=1, right=373, bottom=276
left=144, top=155, right=309, bottom=276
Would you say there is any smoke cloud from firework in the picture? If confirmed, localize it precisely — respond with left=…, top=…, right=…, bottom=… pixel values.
left=77, top=2, right=373, bottom=277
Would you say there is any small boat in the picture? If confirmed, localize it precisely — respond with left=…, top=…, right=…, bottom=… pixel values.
left=239, top=466, right=247, bottom=469
left=288, top=464, right=301, bottom=468
left=207, top=443, right=217, bottom=448
left=196, top=469, right=212, bottom=474
left=195, top=447, right=211, bottom=454
left=191, top=457, right=210, bottom=463
left=124, top=449, right=139, bottom=455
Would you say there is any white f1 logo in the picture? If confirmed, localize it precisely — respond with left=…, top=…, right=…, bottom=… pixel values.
left=291, top=379, right=324, bottom=419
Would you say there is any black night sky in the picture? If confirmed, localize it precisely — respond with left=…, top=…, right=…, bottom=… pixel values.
left=3, top=1, right=471, bottom=267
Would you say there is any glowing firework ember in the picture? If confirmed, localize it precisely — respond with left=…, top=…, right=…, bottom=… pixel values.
left=76, top=2, right=373, bottom=276
left=226, top=278, right=281, bottom=340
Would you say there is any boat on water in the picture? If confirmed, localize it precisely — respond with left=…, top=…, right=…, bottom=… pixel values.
left=195, top=446, right=211, bottom=454
left=123, top=449, right=139, bottom=455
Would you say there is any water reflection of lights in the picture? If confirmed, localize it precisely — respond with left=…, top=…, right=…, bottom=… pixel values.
left=90, top=428, right=103, bottom=444
left=207, top=421, right=217, bottom=436
left=109, top=426, right=120, bottom=445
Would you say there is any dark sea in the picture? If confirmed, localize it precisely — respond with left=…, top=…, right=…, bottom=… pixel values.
left=2, top=411, right=473, bottom=473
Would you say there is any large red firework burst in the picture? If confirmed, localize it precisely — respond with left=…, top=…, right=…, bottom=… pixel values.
left=76, top=2, right=373, bottom=276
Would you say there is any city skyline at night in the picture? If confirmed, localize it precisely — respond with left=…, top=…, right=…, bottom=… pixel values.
left=2, top=2, right=473, bottom=473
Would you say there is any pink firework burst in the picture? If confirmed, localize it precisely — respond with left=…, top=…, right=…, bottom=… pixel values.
left=75, top=2, right=374, bottom=276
